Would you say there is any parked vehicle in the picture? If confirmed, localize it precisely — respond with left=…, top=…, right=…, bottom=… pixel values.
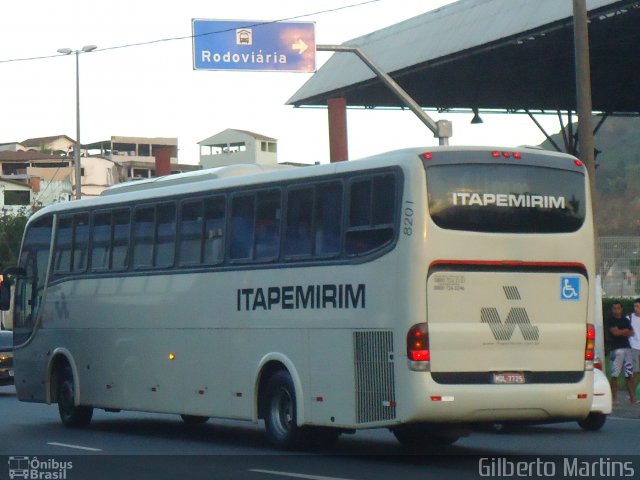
left=578, top=357, right=611, bottom=431
left=0, top=330, right=14, bottom=386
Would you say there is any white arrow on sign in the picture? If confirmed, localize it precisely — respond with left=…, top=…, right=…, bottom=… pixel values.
left=291, top=39, right=308, bottom=54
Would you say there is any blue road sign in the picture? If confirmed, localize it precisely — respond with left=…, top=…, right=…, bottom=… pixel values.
left=192, top=19, right=316, bottom=72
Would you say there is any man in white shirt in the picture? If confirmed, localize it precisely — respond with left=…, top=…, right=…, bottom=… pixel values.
left=629, top=298, right=640, bottom=385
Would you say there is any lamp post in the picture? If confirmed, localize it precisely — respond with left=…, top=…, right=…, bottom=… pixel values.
left=57, top=45, right=97, bottom=200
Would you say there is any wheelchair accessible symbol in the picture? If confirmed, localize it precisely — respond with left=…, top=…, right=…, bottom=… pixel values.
left=561, top=277, right=580, bottom=301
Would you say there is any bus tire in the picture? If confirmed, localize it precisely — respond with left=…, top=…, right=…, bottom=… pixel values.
left=263, top=370, right=311, bottom=450
left=57, top=366, right=93, bottom=428
left=180, top=414, right=209, bottom=425
left=578, top=412, right=607, bottom=431
left=392, top=424, right=460, bottom=449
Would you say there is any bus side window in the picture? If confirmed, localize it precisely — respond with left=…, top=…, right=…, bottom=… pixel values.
left=53, top=216, right=73, bottom=274
left=72, top=213, right=90, bottom=273
left=133, top=207, right=155, bottom=268
left=285, top=187, right=313, bottom=258
left=154, top=203, right=176, bottom=268
left=203, top=196, right=225, bottom=265
left=346, top=174, right=396, bottom=256
left=315, top=181, right=343, bottom=257
left=179, top=200, right=203, bottom=266
left=255, top=189, right=281, bottom=261
left=373, top=174, right=396, bottom=225
left=91, top=211, right=111, bottom=272
left=349, top=179, right=372, bottom=227
left=229, top=195, right=255, bottom=260
left=111, top=209, right=130, bottom=270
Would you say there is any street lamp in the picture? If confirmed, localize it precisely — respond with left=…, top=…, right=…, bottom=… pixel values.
left=57, top=45, right=97, bottom=200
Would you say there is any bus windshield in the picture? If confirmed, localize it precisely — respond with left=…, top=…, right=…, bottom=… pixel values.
left=426, top=163, right=586, bottom=233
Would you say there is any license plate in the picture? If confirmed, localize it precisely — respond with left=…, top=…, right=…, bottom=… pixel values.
left=493, top=372, right=525, bottom=384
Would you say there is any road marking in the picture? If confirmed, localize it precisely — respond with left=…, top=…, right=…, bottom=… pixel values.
left=47, top=442, right=102, bottom=452
left=249, top=469, right=354, bottom=480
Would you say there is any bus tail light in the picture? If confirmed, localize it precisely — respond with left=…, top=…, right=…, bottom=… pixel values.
left=585, top=323, right=595, bottom=370
left=407, top=323, right=430, bottom=371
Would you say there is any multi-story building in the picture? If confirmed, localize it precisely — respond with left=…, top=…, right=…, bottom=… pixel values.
left=85, top=136, right=199, bottom=180
left=198, top=129, right=278, bottom=169
left=0, top=135, right=201, bottom=209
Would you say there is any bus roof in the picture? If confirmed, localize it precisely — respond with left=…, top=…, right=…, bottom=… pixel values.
left=27, top=146, right=577, bottom=222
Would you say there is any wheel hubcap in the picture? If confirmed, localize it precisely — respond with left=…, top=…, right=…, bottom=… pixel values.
left=270, top=387, right=293, bottom=437
left=60, top=381, right=74, bottom=412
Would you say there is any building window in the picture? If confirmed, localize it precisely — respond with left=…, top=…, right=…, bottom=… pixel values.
left=261, top=141, right=277, bottom=153
left=4, top=190, right=30, bottom=205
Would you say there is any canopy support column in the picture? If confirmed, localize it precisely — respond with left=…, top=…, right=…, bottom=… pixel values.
left=327, top=97, right=349, bottom=162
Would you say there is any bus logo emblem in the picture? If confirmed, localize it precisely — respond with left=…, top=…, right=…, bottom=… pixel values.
left=481, top=307, right=540, bottom=341
left=560, top=277, right=580, bottom=301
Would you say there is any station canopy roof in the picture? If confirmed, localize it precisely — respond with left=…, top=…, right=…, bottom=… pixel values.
left=288, top=0, right=640, bottom=114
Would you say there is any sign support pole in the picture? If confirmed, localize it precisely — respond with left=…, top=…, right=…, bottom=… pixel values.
left=317, top=44, right=452, bottom=145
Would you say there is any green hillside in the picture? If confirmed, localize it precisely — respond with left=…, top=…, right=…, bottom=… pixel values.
left=541, top=116, right=640, bottom=235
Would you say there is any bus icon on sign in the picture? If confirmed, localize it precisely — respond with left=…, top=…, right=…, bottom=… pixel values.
left=236, top=29, right=252, bottom=45
left=561, top=277, right=580, bottom=301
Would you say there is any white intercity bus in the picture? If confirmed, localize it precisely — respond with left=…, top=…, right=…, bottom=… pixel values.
left=0, top=146, right=596, bottom=449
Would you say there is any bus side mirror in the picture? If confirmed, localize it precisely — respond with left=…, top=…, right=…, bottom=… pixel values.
left=0, top=281, right=11, bottom=311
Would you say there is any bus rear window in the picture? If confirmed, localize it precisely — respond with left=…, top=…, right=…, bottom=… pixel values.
left=426, top=164, right=586, bottom=233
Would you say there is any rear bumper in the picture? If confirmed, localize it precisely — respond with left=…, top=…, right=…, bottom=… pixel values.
left=399, top=370, right=593, bottom=424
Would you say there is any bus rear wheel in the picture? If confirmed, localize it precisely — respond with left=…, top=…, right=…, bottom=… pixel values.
left=180, top=414, right=209, bottom=425
left=264, top=371, right=306, bottom=450
left=578, top=412, right=607, bottom=431
left=263, top=371, right=340, bottom=450
left=57, top=366, right=93, bottom=428
left=392, top=424, right=461, bottom=449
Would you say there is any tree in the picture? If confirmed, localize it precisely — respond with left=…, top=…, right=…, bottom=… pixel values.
left=0, top=209, right=29, bottom=271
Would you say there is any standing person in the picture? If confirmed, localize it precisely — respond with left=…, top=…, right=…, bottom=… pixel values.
left=605, top=301, right=636, bottom=404
left=628, top=298, right=640, bottom=385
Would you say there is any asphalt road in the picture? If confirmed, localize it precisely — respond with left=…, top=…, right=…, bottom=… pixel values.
left=1, top=385, right=639, bottom=480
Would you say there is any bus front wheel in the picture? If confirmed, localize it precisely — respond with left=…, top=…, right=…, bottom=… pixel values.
left=57, top=366, right=93, bottom=428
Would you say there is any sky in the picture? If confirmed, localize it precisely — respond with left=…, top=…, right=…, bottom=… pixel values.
left=0, top=0, right=564, bottom=166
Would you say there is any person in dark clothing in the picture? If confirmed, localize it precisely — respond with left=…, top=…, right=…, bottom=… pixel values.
left=605, top=301, right=637, bottom=403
